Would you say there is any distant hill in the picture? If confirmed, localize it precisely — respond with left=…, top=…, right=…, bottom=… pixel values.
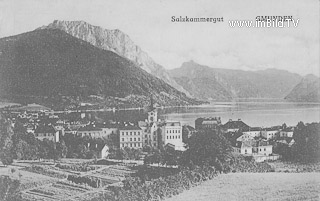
left=0, top=29, right=200, bottom=107
left=285, top=74, right=320, bottom=102
left=169, top=61, right=302, bottom=101
left=38, top=20, right=190, bottom=96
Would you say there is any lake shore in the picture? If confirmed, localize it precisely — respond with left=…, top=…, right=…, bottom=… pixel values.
left=165, top=172, right=320, bottom=201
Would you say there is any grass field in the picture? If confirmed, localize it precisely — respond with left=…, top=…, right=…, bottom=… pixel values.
left=166, top=173, right=320, bottom=201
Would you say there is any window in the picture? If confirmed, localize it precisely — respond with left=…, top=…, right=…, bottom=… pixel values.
left=122, top=132, right=124, bottom=135
left=138, top=138, right=140, bottom=141
left=126, top=132, right=128, bottom=135
left=145, top=135, right=147, bottom=138
left=264, top=148, right=266, bottom=151
left=130, top=143, right=132, bottom=147
left=245, top=149, right=247, bottom=153
left=178, top=136, right=180, bottom=139
left=134, top=138, right=136, bottom=141
left=134, top=132, right=136, bottom=135
left=122, top=138, right=124, bottom=141
left=130, top=132, right=132, bottom=135
left=167, top=136, right=169, bottom=139
left=130, top=138, right=132, bottom=141
left=260, top=149, right=261, bottom=151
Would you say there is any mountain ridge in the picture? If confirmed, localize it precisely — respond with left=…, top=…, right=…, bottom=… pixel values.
left=169, top=61, right=303, bottom=101
left=38, top=20, right=190, bottom=96
left=0, top=29, right=200, bottom=108
left=285, top=74, right=320, bottom=102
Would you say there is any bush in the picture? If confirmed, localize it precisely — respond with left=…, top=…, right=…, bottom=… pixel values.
left=107, top=165, right=218, bottom=201
left=55, top=163, right=97, bottom=172
left=25, top=165, right=67, bottom=179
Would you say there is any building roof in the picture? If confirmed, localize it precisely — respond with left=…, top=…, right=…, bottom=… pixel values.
left=223, top=119, right=249, bottom=130
left=119, top=125, right=142, bottom=131
left=78, top=125, right=103, bottom=132
left=34, top=125, right=56, bottom=134
left=89, top=143, right=108, bottom=152
left=165, top=122, right=181, bottom=127
left=243, top=127, right=261, bottom=132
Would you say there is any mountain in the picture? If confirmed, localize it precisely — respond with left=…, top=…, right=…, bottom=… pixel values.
left=169, top=61, right=302, bottom=101
left=285, top=74, right=320, bottom=102
left=38, top=20, right=190, bottom=96
left=0, top=29, right=200, bottom=107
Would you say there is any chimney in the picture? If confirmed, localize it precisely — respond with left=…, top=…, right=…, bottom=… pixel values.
left=229, top=119, right=232, bottom=122
left=238, top=119, right=241, bottom=121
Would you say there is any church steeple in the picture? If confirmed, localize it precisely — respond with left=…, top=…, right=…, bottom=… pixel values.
left=148, top=95, right=157, bottom=123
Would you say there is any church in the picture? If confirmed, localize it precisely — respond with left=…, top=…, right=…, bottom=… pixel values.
left=138, top=98, right=185, bottom=151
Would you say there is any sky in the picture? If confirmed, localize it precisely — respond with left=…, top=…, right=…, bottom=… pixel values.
left=0, top=0, right=319, bottom=76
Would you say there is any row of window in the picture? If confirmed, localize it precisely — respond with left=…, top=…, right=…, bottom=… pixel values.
left=166, top=129, right=181, bottom=134
left=121, top=131, right=141, bottom=136
left=166, top=135, right=181, bottom=140
left=122, top=137, right=141, bottom=142
left=121, top=143, right=142, bottom=148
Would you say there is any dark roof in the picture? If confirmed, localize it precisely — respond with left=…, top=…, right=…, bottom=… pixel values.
left=223, top=119, right=249, bottom=130
left=95, top=123, right=118, bottom=129
left=119, top=125, right=142, bottom=131
left=35, top=125, right=56, bottom=133
left=89, top=143, right=107, bottom=152
left=243, top=127, right=261, bottom=132
left=78, top=125, right=102, bottom=132
left=165, top=122, right=181, bottom=127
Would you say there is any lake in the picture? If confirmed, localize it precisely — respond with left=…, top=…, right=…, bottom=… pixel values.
left=94, top=101, right=320, bottom=128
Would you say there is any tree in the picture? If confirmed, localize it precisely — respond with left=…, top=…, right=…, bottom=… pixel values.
left=0, top=176, right=21, bottom=201
left=292, top=122, right=320, bottom=162
left=180, top=129, right=232, bottom=170
left=0, top=115, right=14, bottom=166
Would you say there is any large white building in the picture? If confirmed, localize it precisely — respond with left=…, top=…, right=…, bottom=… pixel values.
left=162, top=122, right=184, bottom=151
left=119, top=125, right=143, bottom=149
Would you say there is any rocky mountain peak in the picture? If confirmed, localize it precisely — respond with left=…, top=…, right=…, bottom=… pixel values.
left=39, top=20, right=190, bottom=96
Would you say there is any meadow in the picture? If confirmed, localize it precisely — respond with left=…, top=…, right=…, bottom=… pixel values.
left=165, top=172, right=320, bottom=201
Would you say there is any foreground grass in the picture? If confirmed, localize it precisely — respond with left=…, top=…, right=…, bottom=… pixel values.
left=165, top=173, right=320, bottom=201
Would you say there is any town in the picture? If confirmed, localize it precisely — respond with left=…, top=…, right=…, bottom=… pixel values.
left=1, top=102, right=296, bottom=162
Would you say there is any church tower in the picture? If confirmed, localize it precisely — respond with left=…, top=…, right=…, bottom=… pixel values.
left=147, top=96, right=157, bottom=123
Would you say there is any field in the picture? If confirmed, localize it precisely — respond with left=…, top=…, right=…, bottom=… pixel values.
left=165, top=173, right=320, bottom=201
left=1, top=159, right=136, bottom=201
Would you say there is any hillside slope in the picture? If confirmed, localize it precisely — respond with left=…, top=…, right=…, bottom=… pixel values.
left=38, top=20, right=190, bottom=96
left=170, top=61, right=302, bottom=101
left=0, top=29, right=199, bottom=107
left=285, top=74, right=320, bottom=102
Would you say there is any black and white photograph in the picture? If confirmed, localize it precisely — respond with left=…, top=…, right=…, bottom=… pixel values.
left=0, top=0, right=319, bottom=200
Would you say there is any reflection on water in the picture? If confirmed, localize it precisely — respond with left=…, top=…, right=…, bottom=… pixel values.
left=91, top=102, right=320, bottom=128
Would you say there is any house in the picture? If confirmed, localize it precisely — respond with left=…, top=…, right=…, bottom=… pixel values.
left=89, top=143, right=109, bottom=159
left=242, top=127, right=261, bottom=138
left=279, top=127, right=294, bottom=138
left=162, top=121, right=185, bottom=151
left=34, top=125, right=59, bottom=142
left=254, top=141, right=272, bottom=156
left=261, top=127, right=280, bottom=140
left=195, top=117, right=222, bottom=130
left=223, top=119, right=249, bottom=133
left=119, top=124, right=143, bottom=149
left=240, top=141, right=254, bottom=154
left=238, top=140, right=273, bottom=156
left=77, top=125, right=104, bottom=138
left=95, top=122, right=118, bottom=139
left=237, top=133, right=254, bottom=142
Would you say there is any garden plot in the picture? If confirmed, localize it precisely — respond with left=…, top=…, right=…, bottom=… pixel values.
left=23, top=181, right=90, bottom=200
